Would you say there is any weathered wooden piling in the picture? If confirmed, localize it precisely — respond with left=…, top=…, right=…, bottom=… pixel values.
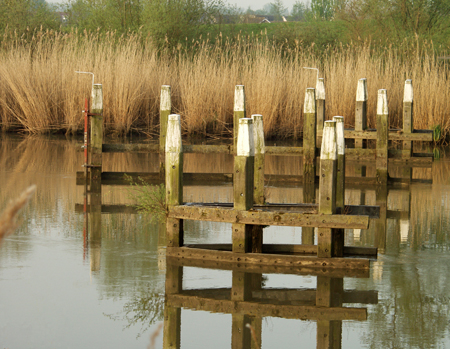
left=316, top=78, right=325, bottom=142
left=376, top=89, right=389, bottom=184
left=166, top=114, right=184, bottom=247
left=233, top=118, right=255, bottom=253
left=160, top=85, right=171, bottom=177
left=234, top=85, right=246, bottom=154
left=303, top=88, right=316, bottom=183
left=318, top=121, right=340, bottom=258
left=403, top=80, right=413, bottom=156
left=90, top=84, right=103, bottom=181
left=355, top=78, right=368, bottom=149
left=334, top=116, right=345, bottom=211
left=252, top=114, right=265, bottom=205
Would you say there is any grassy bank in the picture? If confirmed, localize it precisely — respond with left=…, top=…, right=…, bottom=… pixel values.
left=0, top=28, right=448, bottom=140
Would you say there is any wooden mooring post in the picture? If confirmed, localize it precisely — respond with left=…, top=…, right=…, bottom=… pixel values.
left=355, top=78, right=368, bottom=149
left=233, top=118, right=255, bottom=253
left=376, top=89, right=389, bottom=184
left=303, top=87, right=317, bottom=185
left=90, top=83, right=103, bottom=182
left=160, top=85, right=171, bottom=177
left=166, top=114, right=184, bottom=248
left=402, top=80, right=413, bottom=181
left=234, top=85, right=246, bottom=154
left=316, top=78, right=325, bottom=145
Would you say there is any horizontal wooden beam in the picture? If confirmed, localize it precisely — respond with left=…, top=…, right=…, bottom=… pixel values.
left=103, top=143, right=159, bottom=153
left=184, top=243, right=377, bottom=257
left=318, top=129, right=433, bottom=141
left=166, top=247, right=371, bottom=270
left=166, top=256, right=370, bottom=278
left=169, top=205, right=370, bottom=229
left=166, top=294, right=367, bottom=320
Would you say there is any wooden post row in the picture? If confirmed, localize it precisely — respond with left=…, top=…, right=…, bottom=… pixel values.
left=160, top=85, right=171, bottom=177
left=166, top=114, right=184, bottom=247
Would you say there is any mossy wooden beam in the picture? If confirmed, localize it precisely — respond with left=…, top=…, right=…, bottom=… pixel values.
left=166, top=114, right=184, bottom=247
left=303, top=87, right=316, bottom=184
left=168, top=206, right=369, bottom=229
left=316, top=129, right=432, bottom=141
left=233, top=85, right=246, bottom=154
left=376, top=89, right=389, bottom=184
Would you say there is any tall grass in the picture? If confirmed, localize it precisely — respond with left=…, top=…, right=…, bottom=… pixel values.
left=0, top=29, right=449, bottom=139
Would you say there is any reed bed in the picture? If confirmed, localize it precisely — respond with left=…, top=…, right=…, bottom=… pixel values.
left=0, top=29, right=449, bottom=139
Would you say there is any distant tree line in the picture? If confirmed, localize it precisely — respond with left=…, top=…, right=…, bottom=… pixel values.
left=1, top=0, right=450, bottom=50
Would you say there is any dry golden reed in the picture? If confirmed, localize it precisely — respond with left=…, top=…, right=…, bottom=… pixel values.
left=0, top=29, right=448, bottom=139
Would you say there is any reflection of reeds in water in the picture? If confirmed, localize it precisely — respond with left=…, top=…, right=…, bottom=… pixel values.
left=0, top=185, right=36, bottom=246
left=1, top=30, right=449, bottom=138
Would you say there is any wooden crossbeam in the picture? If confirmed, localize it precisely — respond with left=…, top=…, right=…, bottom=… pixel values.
left=168, top=205, right=369, bottom=229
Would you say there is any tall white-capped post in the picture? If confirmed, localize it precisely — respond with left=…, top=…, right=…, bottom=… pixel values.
left=303, top=88, right=317, bottom=185
left=317, top=121, right=339, bottom=258
left=234, top=85, right=246, bottom=154
left=333, top=116, right=345, bottom=211
left=333, top=116, right=345, bottom=257
left=252, top=114, right=265, bottom=205
left=403, top=80, right=413, bottom=157
left=355, top=78, right=368, bottom=149
left=376, top=89, right=389, bottom=184
left=316, top=78, right=326, bottom=144
left=90, top=83, right=103, bottom=181
left=160, top=85, right=172, bottom=177
left=166, top=114, right=183, bottom=247
left=233, top=118, right=255, bottom=253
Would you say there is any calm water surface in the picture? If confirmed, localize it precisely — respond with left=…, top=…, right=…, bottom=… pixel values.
left=0, top=135, right=449, bottom=348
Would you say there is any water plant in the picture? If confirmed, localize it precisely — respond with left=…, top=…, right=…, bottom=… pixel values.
left=124, top=174, right=167, bottom=223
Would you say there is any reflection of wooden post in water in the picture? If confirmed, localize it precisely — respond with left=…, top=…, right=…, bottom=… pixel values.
left=402, top=80, right=413, bottom=181
left=375, top=185, right=388, bottom=254
left=318, top=121, right=340, bottom=257
left=231, top=271, right=253, bottom=349
left=302, top=88, right=317, bottom=245
left=89, top=180, right=102, bottom=271
left=89, top=84, right=103, bottom=272
left=160, top=85, right=171, bottom=178
left=234, top=85, right=246, bottom=155
left=233, top=118, right=255, bottom=253
left=316, top=78, right=325, bottom=145
left=316, top=276, right=343, bottom=349
left=158, top=221, right=167, bottom=273
left=166, top=114, right=184, bottom=248
left=163, top=263, right=182, bottom=349
left=376, top=90, right=388, bottom=185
